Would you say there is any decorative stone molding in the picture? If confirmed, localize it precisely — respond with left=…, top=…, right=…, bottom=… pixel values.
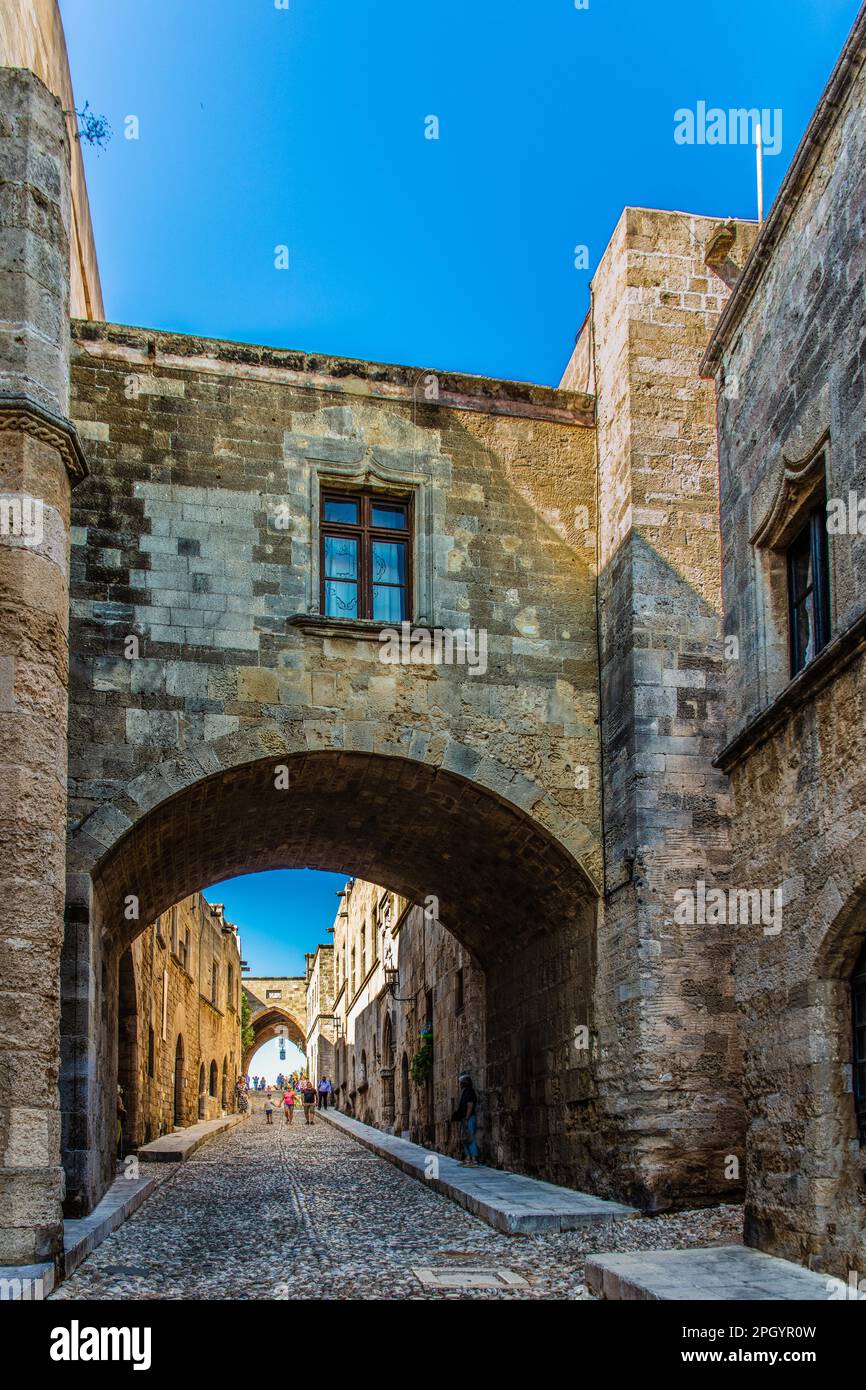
left=0, top=394, right=89, bottom=485
left=750, top=432, right=828, bottom=549
left=305, top=445, right=436, bottom=624
left=715, top=606, right=866, bottom=772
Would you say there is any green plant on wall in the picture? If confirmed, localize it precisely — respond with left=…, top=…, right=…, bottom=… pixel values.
left=410, top=1036, right=433, bottom=1085
left=240, top=992, right=254, bottom=1055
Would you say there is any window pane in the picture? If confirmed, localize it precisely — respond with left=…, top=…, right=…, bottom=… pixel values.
left=371, top=503, right=407, bottom=528
left=324, top=535, right=358, bottom=580
left=792, top=599, right=814, bottom=671
left=372, top=584, right=406, bottom=622
left=325, top=581, right=358, bottom=618
left=372, top=541, right=406, bottom=586
left=323, top=497, right=359, bottom=524
left=789, top=529, right=813, bottom=604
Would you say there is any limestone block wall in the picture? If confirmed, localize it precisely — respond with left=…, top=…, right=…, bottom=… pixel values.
left=120, top=894, right=242, bottom=1147
left=708, top=20, right=866, bottom=1275
left=565, top=207, right=758, bottom=1209
left=0, top=1, right=104, bottom=319
left=330, top=888, right=485, bottom=1157
left=64, top=326, right=603, bottom=1210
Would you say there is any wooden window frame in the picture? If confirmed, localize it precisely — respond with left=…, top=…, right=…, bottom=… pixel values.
left=320, top=488, right=413, bottom=622
left=786, top=500, right=831, bottom=677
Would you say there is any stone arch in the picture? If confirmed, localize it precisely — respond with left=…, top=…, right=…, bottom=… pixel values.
left=208, top=1059, right=218, bottom=1099
left=242, top=1005, right=307, bottom=1076
left=70, top=747, right=599, bottom=1212
left=197, top=1062, right=206, bottom=1120
left=381, top=1013, right=396, bottom=1130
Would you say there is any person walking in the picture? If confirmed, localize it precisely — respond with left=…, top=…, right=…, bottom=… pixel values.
left=302, top=1080, right=317, bottom=1125
left=453, top=1072, right=479, bottom=1166
left=282, top=1089, right=295, bottom=1124
left=317, top=1076, right=331, bottom=1110
left=264, top=1095, right=275, bottom=1125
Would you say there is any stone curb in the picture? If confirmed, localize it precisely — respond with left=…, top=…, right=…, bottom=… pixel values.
left=317, top=1107, right=638, bottom=1234
left=136, top=1111, right=245, bottom=1162
left=64, top=1176, right=157, bottom=1278
left=585, top=1245, right=835, bottom=1301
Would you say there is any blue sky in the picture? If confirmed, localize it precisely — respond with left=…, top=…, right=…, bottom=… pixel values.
left=61, top=0, right=860, bottom=386
left=60, top=0, right=861, bottom=983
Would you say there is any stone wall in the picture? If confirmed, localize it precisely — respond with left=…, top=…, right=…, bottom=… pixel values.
left=62, top=323, right=607, bottom=1213
left=0, top=0, right=103, bottom=319
left=324, top=878, right=485, bottom=1156
left=707, top=15, right=866, bottom=1275
left=119, top=894, right=242, bottom=1147
left=560, top=207, right=758, bottom=1210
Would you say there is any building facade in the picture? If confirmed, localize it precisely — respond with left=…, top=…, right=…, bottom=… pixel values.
left=703, top=8, right=866, bottom=1275
left=0, top=0, right=864, bottom=1282
left=118, top=894, right=242, bottom=1153
left=306, top=878, right=485, bottom=1155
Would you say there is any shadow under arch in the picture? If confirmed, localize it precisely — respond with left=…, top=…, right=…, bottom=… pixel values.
left=87, top=748, right=599, bottom=966
left=72, top=747, right=600, bottom=1215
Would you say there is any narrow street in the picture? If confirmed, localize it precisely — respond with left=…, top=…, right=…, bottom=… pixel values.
left=51, top=1117, right=740, bottom=1301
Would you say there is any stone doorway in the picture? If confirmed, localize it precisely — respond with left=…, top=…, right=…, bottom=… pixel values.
left=173, top=1035, right=185, bottom=1128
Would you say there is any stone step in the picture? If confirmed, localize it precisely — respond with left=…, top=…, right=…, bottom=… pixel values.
left=64, top=1176, right=157, bottom=1279
left=318, top=1107, right=638, bottom=1234
left=586, top=1245, right=835, bottom=1300
left=136, top=1112, right=244, bottom=1162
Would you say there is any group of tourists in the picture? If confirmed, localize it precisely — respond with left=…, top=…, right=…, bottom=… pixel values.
left=262, top=1076, right=332, bottom=1126
left=246, top=1068, right=480, bottom=1165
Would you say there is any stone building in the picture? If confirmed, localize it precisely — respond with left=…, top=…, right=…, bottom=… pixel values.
left=702, top=6, right=866, bottom=1276
left=304, top=946, right=335, bottom=1087
left=309, top=877, right=484, bottom=1154
left=242, top=976, right=307, bottom=1075
left=1, top=0, right=864, bottom=1284
left=117, top=894, right=242, bottom=1151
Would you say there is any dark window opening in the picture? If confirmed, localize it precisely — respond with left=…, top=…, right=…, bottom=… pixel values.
left=455, top=968, right=464, bottom=1015
left=147, top=1025, right=155, bottom=1078
left=787, top=496, right=831, bottom=676
left=321, top=489, right=412, bottom=622
left=853, top=944, right=866, bottom=1144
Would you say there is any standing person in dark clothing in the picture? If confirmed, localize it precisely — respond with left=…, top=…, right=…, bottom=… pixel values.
left=453, top=1072, right=479, bottom=1166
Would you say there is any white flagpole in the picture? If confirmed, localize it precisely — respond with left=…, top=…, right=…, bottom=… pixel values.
left=756, top=121, right=765, bottom=223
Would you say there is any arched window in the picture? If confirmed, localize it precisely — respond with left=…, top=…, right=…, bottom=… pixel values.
left=853, top=942, right=866, bottom=1143
left=209, top=1060, right=218, bottom=1097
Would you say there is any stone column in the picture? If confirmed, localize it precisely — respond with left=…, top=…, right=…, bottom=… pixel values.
left=0, top=67, right=86, bottom=1266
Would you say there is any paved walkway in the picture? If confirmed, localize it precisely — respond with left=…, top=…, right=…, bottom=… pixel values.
left=319, top=1108, right=637, bottom=1232
left=50, top=1114, right=742, bottom=1301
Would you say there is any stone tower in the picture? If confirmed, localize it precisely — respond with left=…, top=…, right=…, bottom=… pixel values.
left=0, top=67, right=86, bottom=1267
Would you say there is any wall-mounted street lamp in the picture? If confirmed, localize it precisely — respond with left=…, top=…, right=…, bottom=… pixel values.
left=384, top=947, right=413, bottom=1002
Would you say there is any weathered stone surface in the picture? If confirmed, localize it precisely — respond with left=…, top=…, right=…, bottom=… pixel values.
left=706, top=13, right=866, bottom=1276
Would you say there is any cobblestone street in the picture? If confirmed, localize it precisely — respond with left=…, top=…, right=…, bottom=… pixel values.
left=52, top=1117, right=741, bottom=1301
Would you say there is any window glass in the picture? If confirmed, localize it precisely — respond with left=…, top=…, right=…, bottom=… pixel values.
left=325, top=581, right=358, bottom=618
left=324, top=535, right=358, bottom=580
left=371, top=503, right=406, bottom=528
left=372, top=540, right=406, bottom=586
left=372, top=585, right=406, bottom=622
left=323, top=497, right=359, bottom=524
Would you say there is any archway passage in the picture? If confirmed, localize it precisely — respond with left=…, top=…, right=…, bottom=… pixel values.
left=90, top=751, right=596, bottom=964
left=78, top=750, right=598, bottom=1211
left=242, top=1005, right=307, bottom=1077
